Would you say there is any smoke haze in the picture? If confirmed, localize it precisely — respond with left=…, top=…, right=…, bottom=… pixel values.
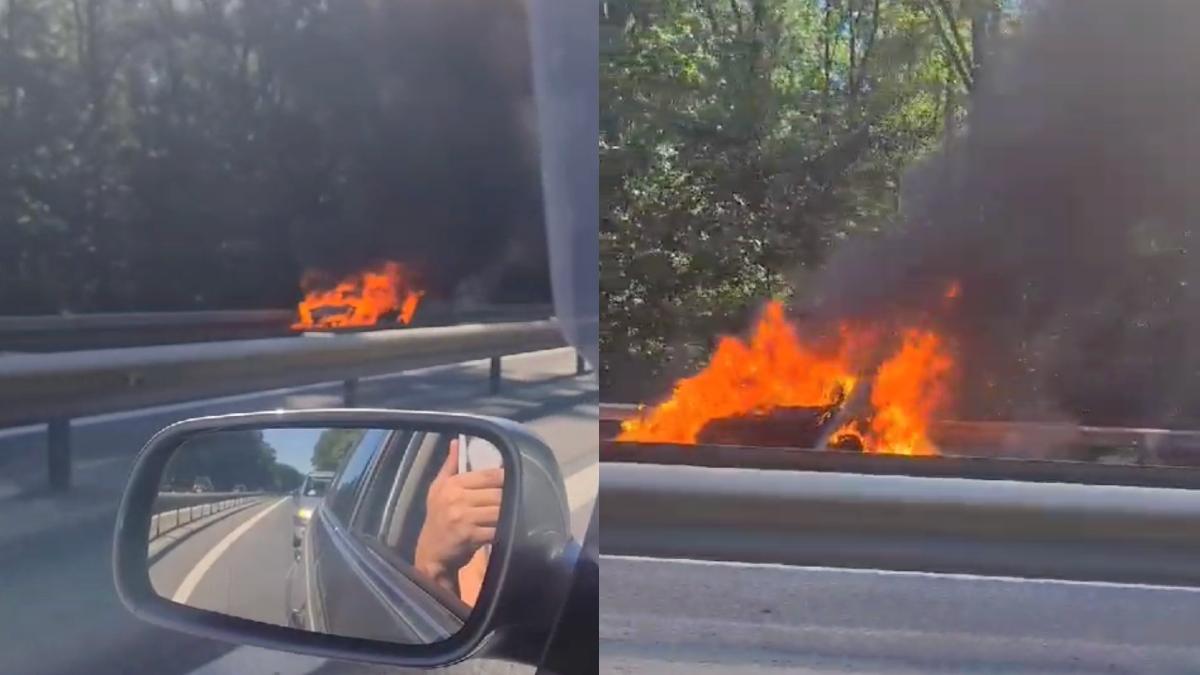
left=806, top=0, right=1200, bottom=426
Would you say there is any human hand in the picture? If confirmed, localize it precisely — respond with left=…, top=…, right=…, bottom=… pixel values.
left=414, top=439, right=504, bottom=594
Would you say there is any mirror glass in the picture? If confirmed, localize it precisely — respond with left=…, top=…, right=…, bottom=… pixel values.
left=146, top=424, right=508, bottom=645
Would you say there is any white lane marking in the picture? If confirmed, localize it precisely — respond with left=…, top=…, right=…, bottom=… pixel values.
left=172, top=497, right=289, bottom=604
left=184, top=646, right=325, bottom=675
left=601, top=555, right=1200, bottom=593
left=0, top=347, right=573, bottom=440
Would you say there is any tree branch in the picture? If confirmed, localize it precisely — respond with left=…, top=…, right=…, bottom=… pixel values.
left=728, top=0, right=744, bottom=34
left=697, top=0, right=719, bottom=32
left=855, top=0, right=882, bottom=95
left=924, top=0, right=974, bottom=91
left=822, top=1, right=833, bottom=96
left=935, top=0, right=973, bottom=77
left=849, top=0, right=858, bottom=95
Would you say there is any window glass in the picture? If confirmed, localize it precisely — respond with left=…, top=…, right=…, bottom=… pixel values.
left=353, top=431, right=417, bottom=537
left=327, top=429, right=391, bottom=524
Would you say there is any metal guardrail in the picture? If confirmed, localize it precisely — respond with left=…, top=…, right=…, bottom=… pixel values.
left=149, top=495, right=264, bottom=541
left=454, top=304, right=555, bottom=322
left=0, top=304, right=555, bottom=352
left=2, top=320, right=570, bottom=490
left=600, top=462, right=1200, bottom=587
left=153, top=491, right=268, bottom=515
left=0, top=310, right=292, bottom=332
left=1, top=321, right=564, bottom=427
left=599, top=440, right=1200, bottom=490
left=600, top=402, right=1200, bottom=466
left=0, top=310, right=294, bottom=351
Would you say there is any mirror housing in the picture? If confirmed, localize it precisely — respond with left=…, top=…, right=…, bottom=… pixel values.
left=112, top=409, right=577, bottom=669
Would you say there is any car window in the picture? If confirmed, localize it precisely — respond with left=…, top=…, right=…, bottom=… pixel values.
left=347, top=431, right=448, bottom=563
left=352, top=430, right=419, bottom=537
left=392, top=434, right=452, bottom=563
left=327, top=429, right=391, bottom=525
left=348, top=431, right=473, bottom=616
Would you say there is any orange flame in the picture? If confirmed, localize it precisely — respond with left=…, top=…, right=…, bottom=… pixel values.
left=619, top=300, right=956, bottom=455
left=617, top=302, right=860, bottom=444
left=831, top=330, right=954, bottom=456
left=292, top=261, right=424, bottom=330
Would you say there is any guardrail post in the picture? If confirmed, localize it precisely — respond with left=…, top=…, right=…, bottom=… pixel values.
left=343, top=378, right=358, bottom=407
left=489, top=356, right=502, bottom=394
left=48, top=419, right=72, bottom=491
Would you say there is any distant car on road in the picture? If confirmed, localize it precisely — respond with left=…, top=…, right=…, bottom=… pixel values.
left=292, top=470, right=335, bottom=549
left=233, top=484, right=247, bottom=492
left=191, top=476, right=213, bottom=493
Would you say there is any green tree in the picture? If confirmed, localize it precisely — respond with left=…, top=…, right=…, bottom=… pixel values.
left=0, top=0, right=547, bottom=315
left=163, top=430, right=277, bottom=491
left=599, top=0, right=1020, bottom=401
left=311, top=428, right=366, bottom=472
left=270, top=463, right=304, bottom=492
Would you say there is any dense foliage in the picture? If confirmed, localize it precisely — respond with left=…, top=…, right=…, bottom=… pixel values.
left=164, top=429, right=279, bottom=491
left=0, top=0, right=549, bottom=315
left=311, top=427, right=367, bottom=473
left=601, top=0, right=1010, bottom=402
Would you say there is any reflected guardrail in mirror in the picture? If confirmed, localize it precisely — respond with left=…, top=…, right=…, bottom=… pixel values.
left=143, top=420, right=513, bottom=647
left=149, top=496, right=263, bottom=541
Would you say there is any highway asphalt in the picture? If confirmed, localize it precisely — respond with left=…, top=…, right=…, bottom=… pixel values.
left=149, top=497, right=294, bottom=627
left=257, top=547, right=1200, bottom=675
left=599, top=555, right=1200, bottom=674
left=15, top=343, right=1200, bottom=675
left=0, top=348, right=596, bottom=675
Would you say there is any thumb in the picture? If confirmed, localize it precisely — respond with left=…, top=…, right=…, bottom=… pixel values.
left=440, top=438, right=460, bottom=478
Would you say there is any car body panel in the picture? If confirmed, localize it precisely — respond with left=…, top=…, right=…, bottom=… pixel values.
left=284, top=429, right=465, bottom=645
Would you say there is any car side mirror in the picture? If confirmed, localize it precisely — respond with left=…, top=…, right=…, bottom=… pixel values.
left=112, top=409, right=577, bottom=669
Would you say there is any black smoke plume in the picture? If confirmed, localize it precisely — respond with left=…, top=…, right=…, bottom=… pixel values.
left=283, top=0, right=550, bottom=303
left=805, top=0, right=1200, bottom=427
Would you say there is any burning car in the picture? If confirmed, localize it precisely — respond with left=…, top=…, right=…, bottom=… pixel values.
left=619, top=298, right=956, bottom=456
left=292, top=261, right=425, bottom=331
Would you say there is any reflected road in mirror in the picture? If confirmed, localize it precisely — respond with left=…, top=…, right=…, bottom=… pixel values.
left=147, top=425, right=508, bottom=646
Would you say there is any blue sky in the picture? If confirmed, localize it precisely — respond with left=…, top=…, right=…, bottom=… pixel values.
left=263, top=428, right=325, bottom=475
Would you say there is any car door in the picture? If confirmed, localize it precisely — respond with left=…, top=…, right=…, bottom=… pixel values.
left=286, top=428, right=391, bottom=635
left=337, top=430, right=471, bottom=633
left=306, top=428, right=464, bottom=644
left=372, top=431, right=478, bottom=615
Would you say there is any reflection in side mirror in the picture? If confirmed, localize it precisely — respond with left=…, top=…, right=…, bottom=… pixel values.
left=142, top=420, right=511, bottom=646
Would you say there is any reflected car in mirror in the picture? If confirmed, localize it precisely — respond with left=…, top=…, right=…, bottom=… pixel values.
left=113, top=409, right=577, bottom=669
